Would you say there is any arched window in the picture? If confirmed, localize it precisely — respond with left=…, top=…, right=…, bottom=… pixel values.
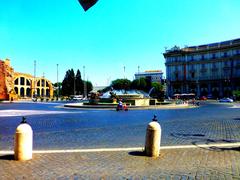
left=20, top=87, right=24, bottom=97
left=26, top=79, right=31, bottom=86
left=46, top=89, right=50, bottom=97
left=41, top=88, right=45, bottom=96
left=14, top=78, right=19, bottom=85
left=37, top=88, right=40, bottom=96
left=41, top=79, right=45, bottom=87
left=14, top=87, right=18, bottom=94
left=37, top=80, right=40, bottom=86
left=20, top=77, right=25, bottom=85
left=26, top=88, right=31, bottom=97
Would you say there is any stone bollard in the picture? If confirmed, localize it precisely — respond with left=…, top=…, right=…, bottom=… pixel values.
left=145, top=115, right=161, bottom=157
left=14, top=117, right=33, bottom=161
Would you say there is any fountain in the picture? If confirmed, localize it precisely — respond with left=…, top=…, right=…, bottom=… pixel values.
left=99, top=89, right=151, bottom=106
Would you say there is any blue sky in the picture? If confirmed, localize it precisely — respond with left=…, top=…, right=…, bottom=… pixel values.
left=0, top=0, right=240, bottom=86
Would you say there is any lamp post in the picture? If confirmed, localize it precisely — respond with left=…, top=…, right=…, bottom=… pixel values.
left=33, top=60, right=36, bottom=98
left=56, top=64, right=59, bottom=99
left=83, top=66, right=87, bottom=98
left=74, top=74, right=76, bottom=96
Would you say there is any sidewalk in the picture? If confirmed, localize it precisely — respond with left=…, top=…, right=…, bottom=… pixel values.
left=1, top=145, right=239, bottom=179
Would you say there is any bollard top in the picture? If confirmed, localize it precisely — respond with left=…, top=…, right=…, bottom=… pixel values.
left=147, top=121, right=161, bottom=131
left=152, top=115, right=157, bottom=122
left=21, top=116, right=27, bottom=124
left=16, top=123, right=33, bottom=133
left=16, top=117, right=32, bottom=133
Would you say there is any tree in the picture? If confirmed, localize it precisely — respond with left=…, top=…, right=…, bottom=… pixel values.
left=85, top=80, right=93, bottom=94
left=150, top=82, right=164, bottom=100
left=53, top=82, right=62, bottom=97
left=75, top=69, right=83, bottom=95
left=111, top=79, right=131, bottom=90
left=131, top=78, right=147, bottom=91
left=62, top=69, right=75, bottom=96
left=233, top=90, right=240, bottom=100
left=62, top=69, right=93, bottom=97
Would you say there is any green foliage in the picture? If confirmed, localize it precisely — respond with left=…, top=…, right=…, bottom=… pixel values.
left=53, top=82, right=62, bottom=97
left=62, top=69, right=75, bottom=96
left=75, top=69, right=83, bottom=95
left=233, top=90, right=240, bottom=100
left=61, top=69, right=93, bottom=96
left=85, top=80, right=93, bottom=94
left=111, top=79, right=131, bottom=90
left=149, top=82, right=165, bottom=100
left=131, top=78, right=147, bottom=91
left=151, top=82, right=164, bottom=92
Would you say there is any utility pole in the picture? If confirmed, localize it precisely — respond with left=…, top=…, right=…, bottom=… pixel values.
left=123, top=66, right=126, bottom=79
left=33, top=60, right=36, bottom=98
left=83, top=66, right=87, bottom=98
left=138, top=65, right=140, bottom=74
left=57, top=64, right=59, bottom=99
left=74, top=73, right=76, bottom=96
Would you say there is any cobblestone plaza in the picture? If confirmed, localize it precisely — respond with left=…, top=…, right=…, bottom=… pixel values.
left=0, top=102, right=240, bottom=179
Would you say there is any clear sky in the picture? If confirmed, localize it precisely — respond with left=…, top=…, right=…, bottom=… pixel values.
left=0, top=0, right=240, bottom=86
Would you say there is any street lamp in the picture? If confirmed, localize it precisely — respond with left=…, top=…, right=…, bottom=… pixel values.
left=83, top=66, right=87, bottom=98
left=33, top=60, right=37, bottom=98
left=74, top=74, right=76, bottom=96
left=56, top=64, right=59, bottom=99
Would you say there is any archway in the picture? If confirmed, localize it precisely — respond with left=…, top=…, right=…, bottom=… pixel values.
left=37, top=88, right=40, bottom=97
left=26, top=88, right=31, bottom=97
left=46, top=89, right=50, bottom=97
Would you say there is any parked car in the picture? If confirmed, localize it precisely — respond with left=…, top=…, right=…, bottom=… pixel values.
left=72, top=95, right=83, bottom=101
left=219, top=98, right=233, bottom=103
left=207, top=95, right=213, bottom=99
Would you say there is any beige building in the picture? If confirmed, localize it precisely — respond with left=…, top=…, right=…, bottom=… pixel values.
left=135, top=70, right=164, bottom=83
left=163, top=38, right=240, bottom=98
left=0, top=59, right=53, bottom=101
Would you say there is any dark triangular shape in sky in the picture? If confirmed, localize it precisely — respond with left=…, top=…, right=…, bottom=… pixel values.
left=78, top=0, right=98, bottom=11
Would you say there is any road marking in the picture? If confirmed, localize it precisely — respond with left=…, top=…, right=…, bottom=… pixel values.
left=1, top=142, right=239, bottom=154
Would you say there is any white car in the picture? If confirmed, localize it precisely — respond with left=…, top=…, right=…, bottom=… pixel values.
left=219, top=98, right=233, bottom=103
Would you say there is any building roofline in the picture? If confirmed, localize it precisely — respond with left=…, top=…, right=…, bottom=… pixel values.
left=164, top=38, right=240, bottom=56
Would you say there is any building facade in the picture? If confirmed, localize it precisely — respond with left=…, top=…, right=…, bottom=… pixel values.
left=135, top=70, right=163, bottom=83
left=163, top=38, right=240, bottom=98
left=0, top=59, right=53, bottom=101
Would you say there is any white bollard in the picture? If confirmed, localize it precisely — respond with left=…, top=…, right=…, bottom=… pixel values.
left=14, top=117, right=33, bottom=161
left=145, top=115, right=161, bottom=157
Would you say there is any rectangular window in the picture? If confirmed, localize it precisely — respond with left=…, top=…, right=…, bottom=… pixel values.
left=224, top=61, right=228, bottom=66
left=212, top=53, right=216, bottom=59
left=191, top=72, right=195, bottom=78
left=213, top=63, right=217, bottom=68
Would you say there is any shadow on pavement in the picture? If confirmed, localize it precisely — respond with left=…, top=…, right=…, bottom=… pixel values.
left=208, top=146, right=240, bottom=152
left=171, top=132, right=240, bottom=152
left=0, top=154, right=14, bottom=160
left=128, top=151, right=146, bottom=157
left=170, top=133, right=205, bottom=138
